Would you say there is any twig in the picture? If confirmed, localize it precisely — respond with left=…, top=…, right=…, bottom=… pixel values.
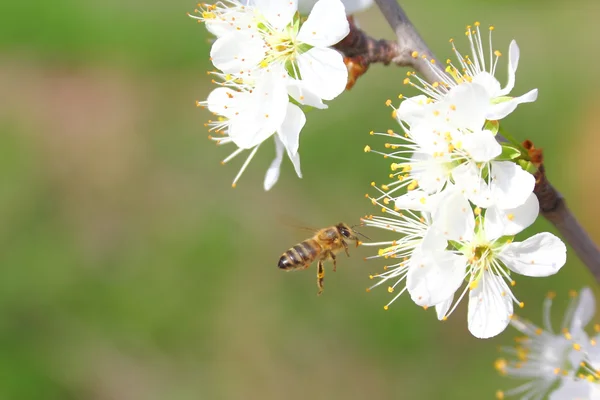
left=351, top=0, right=600, bottom=279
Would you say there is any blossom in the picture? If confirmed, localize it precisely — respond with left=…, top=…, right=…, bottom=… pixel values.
left=208, top=0, right=350, bottom=101
left=399, top=22, right=538, bottom=123
left=360, top=192, right=435, bottom=309
left=201, top=70, right=304, bottom=188
left=407, top=190, right=565, bottom=338
left=193, top=0, right=351, bottom=189
left=366, top=91, right=536, bottom=210
left=496, top=289, right=597, bottom=400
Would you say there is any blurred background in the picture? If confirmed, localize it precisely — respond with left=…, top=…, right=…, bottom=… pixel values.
left=1, top=0, right=599, bottom=398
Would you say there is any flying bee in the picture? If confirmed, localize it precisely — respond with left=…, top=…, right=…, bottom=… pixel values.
left=278, top=223, right=365, bottom=295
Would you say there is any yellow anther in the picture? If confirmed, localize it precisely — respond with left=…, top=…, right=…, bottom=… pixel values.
left=365, top=288, right=371, bottom=292
left=469, top=280, right=478, bottom=290
left=383, top=305, right=389, bottom=311
left=519, top=302, right=525, bottom=309
left=494, top=50, right=502, bottom=57
left=388, top=286, right=394, bottom=293
left=385, top=99, right=392, bottom=106
left=474, top=207, right=482, bottom=216
left=398, top=94, right=404, bottom=99
left=411, top=51, right=418, bottom=58
left=569, top=289, right=578, bottom=297
left=574, top=343, right=582, bottom=351
left=381, top=184, right=390, bottom=191
left=403, top=78, right=410, bottom=85
left=369, top=130, right=374, bottom=135
left=364, top=145, right=371, bottom=152
left=371, top=181, right=376, bottom=186
left=231, top=183, right=237, bottom=188
left=489, top=26, right=495, bottom=31
left=474, top=21, right=480, bottom=26
left=510, top=280, right=516, bottom=287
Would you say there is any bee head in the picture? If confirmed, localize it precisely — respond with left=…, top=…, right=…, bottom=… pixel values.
left=337, top=223, right=359, bottom=242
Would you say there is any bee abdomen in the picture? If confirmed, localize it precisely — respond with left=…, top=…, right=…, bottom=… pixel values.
left=278, top=240, right=320, bottom=270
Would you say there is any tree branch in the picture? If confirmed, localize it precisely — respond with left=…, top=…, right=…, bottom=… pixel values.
left=343, top=0, right=600, bottom=280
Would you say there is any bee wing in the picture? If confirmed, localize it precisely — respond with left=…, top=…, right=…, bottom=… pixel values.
left=279, top=215, right=319, bottom=234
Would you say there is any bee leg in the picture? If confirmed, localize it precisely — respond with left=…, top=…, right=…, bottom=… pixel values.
left=329, top=251, right=337, bottom=272
left=342, top=240, right=350, bottom=257
left=317, top=260, right=325, bottom=295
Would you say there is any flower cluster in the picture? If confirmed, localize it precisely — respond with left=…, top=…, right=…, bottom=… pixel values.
left=362, top=23, right=567, bottom=338
left=190, top=0, right=353, bottom=190
left=496, top=288, right=600, bottom=400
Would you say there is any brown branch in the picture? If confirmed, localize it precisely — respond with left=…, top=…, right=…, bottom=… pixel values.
left=339, top=0, right=600, bottom=280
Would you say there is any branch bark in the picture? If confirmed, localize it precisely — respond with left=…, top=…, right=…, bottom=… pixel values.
left=352, top=0, right=600, bottom=280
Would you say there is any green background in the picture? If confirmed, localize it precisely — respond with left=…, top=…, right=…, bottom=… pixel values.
left=0, top=0, right=599, bottom=398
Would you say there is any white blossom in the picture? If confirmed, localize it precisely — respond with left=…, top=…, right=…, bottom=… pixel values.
left=399, top=22, right=538, bottom=123
left=496, top=289, right=597, bottom=400
left=407, top=190, right=565, bottom=338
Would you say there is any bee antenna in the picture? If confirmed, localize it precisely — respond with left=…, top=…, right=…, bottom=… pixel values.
left=356, top=231, right=371, bottom=241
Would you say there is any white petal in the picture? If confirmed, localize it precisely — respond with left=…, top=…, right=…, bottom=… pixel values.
left=570, top=287, right=595, bottom=334
left=499, top=232, right=567, bottom=277
left=288, top=150, right=302, bottom=178
left=484, top=192, right=539, bottom=239
left=467, top=274, right=513, bottom=338
left=395, top=190, right=444, bottom=213
left=549, top=380, right=594, bottom=400
left=435, top=295, right=453, bottom=320
left=297, top=47, right=348, bottom=100
left=498, top=40, right=519, bottom=96
left=486, top=88, right=538, bottom=120
left=287, top=82, right=327, bottom=109
left=432, top=188, right=475, bottom=242
left=264, top=136, right=285, bottom=191
left=277, top=103, right=306, bottom=156
left=228, top=74, right=289, bottom=148
left=406, top=249, right=466, bottom=307
left=253, top=0, right=298, bottom=32
left=210, top=32, right=265, bottom=74
left=297, top=0, right=350, bottom=47
left=443, top=82, right=490, bottom=131
left=461, top=130, right=502, bottom=162
left=409, top=150, right=449, bottom=193
left=489, top=161, right=535, bottom=209
left=206, top=87, right=239, bottom=118
left=452, top=162, right=493, bottom=208
left=298, top=0, right=373, bottom=14
left=396, top=95, right=429, bottom=126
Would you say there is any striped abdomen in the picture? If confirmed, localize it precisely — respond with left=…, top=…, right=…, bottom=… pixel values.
left=278, top=239, right=322, bottom=270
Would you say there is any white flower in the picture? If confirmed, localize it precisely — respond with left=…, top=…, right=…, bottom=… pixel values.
left=189, top=1, right=257, bottom=38
left=496, top=289, right=596, bottom=400
left=298, top=0, right=373, bottom=14
left=201, top=70, right=304, bottom=188
left=366, top=93, right=536, bottom=210
left=408, top=190, right=566, bottom=338
left=400, top=22, right=538, bottom=123
left=208, top=0, right=350, bottom=101
left=360, top=193, right=436, bottom=309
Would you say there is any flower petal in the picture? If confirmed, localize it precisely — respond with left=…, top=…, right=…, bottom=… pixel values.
left=287, top=82, right=328, bottom=109
left=210, top=32, right=265, bottom=74
left=486, top=88, right=538, bottom=120
left=498, top=40, right=519, bottom=96
left=499, top=232, right=567, bottom=277
left=461, top=130, right=502, bottom=162
left=277, top=103, right=306, bottom=156
left=297, top=47, right=348, bottom=100
left=253, top=0, right=298, bottom=32
left=490, top=161, right=535, bottom=209
left=298, top=0, right=374, bottom=14
left=467, top=273, right=513, bottom=338
left=432, top=187, right=475, bottom=242
left=484, top=192, right=539, bottom=240
left=549, top=379, right=595, bottom=400
left=452, top=162, right=493, bottom=208
left=264, top=136, right=285, bottom=191
left=435, top=295, right=453, bottom=321
left=443, top=82, right=490, bottom=131
left=297, top=0, right=350, bottom=47
left=406, top=248, right=466, bottom=307
left=206, top=87, right=239, bottom=118
left=570, top=287, right=595, bottom=334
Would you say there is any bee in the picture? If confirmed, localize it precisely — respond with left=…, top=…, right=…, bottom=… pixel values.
left=278, top=223, right=362, bottom=295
